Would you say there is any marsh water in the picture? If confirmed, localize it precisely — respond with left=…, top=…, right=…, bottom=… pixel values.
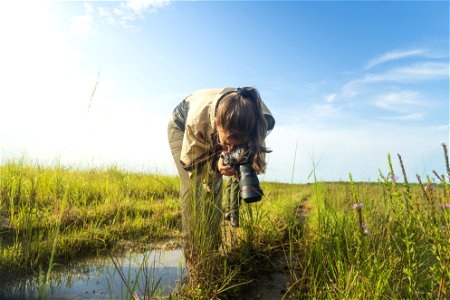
left=0, top=249, right=185, bottom=299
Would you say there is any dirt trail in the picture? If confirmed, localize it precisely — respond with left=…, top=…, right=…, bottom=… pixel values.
left=238, top=254, right=291, bottom=300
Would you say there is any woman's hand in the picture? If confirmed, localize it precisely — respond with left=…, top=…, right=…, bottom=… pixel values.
left=218, top=156, right=238, bottom=178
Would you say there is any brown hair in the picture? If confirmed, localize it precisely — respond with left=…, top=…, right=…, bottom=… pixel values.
left=215, top=87, right=271, bottom=174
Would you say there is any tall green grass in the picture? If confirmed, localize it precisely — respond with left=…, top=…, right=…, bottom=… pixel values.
left=2, top=144, right=448, bottom=299
left=176, top=173, right=312, bottom=299
left=289, top=144, right=449, bottom=299
left=0, top=160, right=181, bottom=279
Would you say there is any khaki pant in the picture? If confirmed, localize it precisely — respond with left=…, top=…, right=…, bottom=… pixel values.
left=225, top=177, right=240, bottom=227
left=167, top=119, right=223, bottom=266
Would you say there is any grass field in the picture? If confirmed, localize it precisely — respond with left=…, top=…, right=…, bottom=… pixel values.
left=0, top=144, right=449, bottom=299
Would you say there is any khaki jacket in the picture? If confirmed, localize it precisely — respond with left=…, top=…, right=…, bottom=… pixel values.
left=174, top=87, right=274, bottom=171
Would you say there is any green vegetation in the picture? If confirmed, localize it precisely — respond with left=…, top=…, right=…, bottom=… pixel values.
left=176, top=178, right=312, bottom=299
left=288, top=149, right=450, bottom=299
left=1, top=144, right=449, bottom=299
left=0, top=161, right=181, bottom=277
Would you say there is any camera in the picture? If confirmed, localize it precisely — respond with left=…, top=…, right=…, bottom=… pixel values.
left=221, top=146, right=264, bottom=203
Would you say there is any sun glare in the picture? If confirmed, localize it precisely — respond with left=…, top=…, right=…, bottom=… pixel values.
left=0, top=2, right=98, bottom=162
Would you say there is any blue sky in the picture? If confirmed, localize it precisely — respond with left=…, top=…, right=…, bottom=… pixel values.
left=0, top=1, right=448, bottom=183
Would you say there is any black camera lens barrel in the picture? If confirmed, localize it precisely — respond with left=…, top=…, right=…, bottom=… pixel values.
left=239, top=164, right=263, bottom=203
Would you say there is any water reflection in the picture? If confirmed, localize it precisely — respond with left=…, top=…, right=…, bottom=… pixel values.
left=0, top=249, right=185, bottom=299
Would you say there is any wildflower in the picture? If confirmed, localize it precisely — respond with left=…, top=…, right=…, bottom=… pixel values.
left=353, top=203, right=364, bottom=210
left=361, top=223, right=369, bottom=234
left=424, top=184, right=434, bottom=192
left=391, top=174, right=398, bottom=181
left=441, top=201, right=450, bottom=209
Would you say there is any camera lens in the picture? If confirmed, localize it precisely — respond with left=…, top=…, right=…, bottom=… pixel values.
left=239, top=164, right=263, bottom=203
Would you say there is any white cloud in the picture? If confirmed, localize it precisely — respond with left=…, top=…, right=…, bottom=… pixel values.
left=103, top=0, right=170, bottom=30
left=312, top=103, right=341, bottom=118
left=380, top=113, right=424, bottom=121
left=343, top=62, right=449, bottom=97
left=365, top=48, right=428, bottom=69
left=388, top=62, right=449, bottom=80
left=97, top=7, right=116, bottom=25
left=65, top=0, right=170, bottom=38
left=124, top=0, right=169, bottom=13
left=374, top=90, right=424, bottom=112
left=325, top=93, right=336, bottom=103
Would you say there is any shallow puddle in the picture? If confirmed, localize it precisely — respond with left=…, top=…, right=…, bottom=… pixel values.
left=1, top=249, right=185, bottom=299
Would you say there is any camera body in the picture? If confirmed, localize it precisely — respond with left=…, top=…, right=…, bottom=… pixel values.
left=221, top=146, right=263, bottom=203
